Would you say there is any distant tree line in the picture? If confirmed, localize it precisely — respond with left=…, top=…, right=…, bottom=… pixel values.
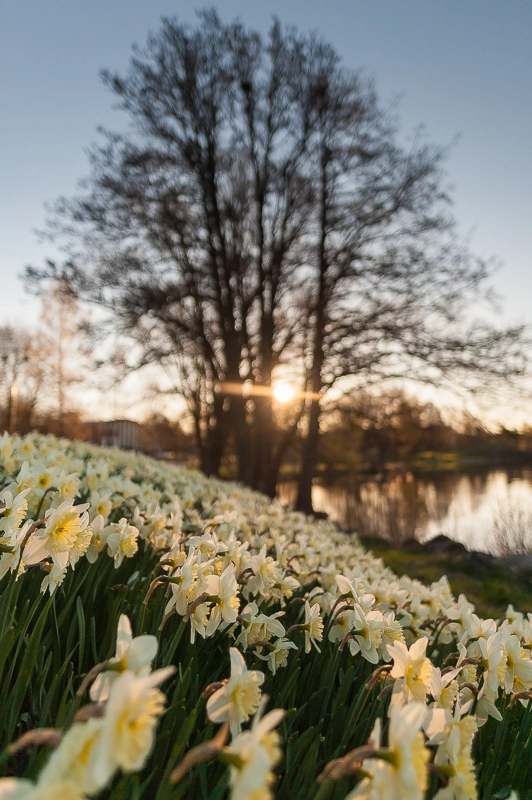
left=0, top=286, right=192, bottom=458
left=0, top=319, right=191, bottom=458
left=315, top=390, right=532, bottom=478
left=0, top=280, right=87, bottom=436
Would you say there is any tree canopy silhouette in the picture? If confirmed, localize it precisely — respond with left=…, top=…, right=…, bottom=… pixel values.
left=26, top=9, right=527, bottom=511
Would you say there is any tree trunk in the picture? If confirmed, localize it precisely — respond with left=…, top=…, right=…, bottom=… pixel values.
left=296, top=306, right=325, bottom=512
left=191, top=385, right=229, bottom=477
left=266, top=422, right=300, bottom=498
left=251, top=341, right=275, bottom=495
left=202, top=433, right=226, bottom=477
left=252, top=393, right=275, bottom=495
left=296, top=132, right=329, bottom=514
left=296, top=395, right=321, bottom=513
left=230, top=393, right=253, bottom=484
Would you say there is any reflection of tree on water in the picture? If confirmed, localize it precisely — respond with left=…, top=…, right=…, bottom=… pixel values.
left=278, top=468, right=532, bottom=553
left=330, top=473, right=445, bottom=546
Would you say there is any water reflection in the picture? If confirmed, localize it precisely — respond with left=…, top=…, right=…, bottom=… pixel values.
left=278, top=469, right=532, bottom=554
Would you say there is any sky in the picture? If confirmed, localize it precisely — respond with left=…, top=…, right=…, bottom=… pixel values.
left=1, top=0, right=532, bottom=422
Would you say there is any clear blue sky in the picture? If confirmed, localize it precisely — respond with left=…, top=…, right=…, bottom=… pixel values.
left=1, top=2, right=531, bottom=363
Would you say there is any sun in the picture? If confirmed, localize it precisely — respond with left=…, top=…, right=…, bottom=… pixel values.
left=273, top=382, right=296, bottom=404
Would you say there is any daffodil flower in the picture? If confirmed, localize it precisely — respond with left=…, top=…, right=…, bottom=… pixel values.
left=164, top=551, right=199, bottom=617
left=23, top=499, right=90, bottom=572
left=88, top=666, right=175, bottom=788
left=224, top=698, right=284, bottom=800
left=478, top=632, right=504, bottom=694
left=37, top=719, right=105, bottom=796
left=205, top=564, right=240, bottom=633
left=388, top=637, right=436, bottom=706
left=344, top=703, right=429, bottom=800
left=255, top=637, right=298, bottom=674
left=0, top=487, right=30, bottom=535
left=207, top=648, right=265, bottom=736
left=501, top=632, right=532, bottom=693
left=245, top=545, right=280, bottom=598
left=0, top=777, right=82, bottom=799
left=90, top=614, right=158, bottom=702
left=433, top=713, right=478, bottom=800
left=346, top=605, right=384, bottom=664
left=303, top=601, right=324, bottom=654
left=106, top=518, right=139, bottom=567
left=236, top=602, right=286, bottom=650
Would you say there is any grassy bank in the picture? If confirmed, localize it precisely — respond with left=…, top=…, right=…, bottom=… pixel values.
left=362, top=535, right=532, bottom=619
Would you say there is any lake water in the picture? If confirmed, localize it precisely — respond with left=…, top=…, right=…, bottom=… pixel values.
left=278, top=468, right=532, bottom=554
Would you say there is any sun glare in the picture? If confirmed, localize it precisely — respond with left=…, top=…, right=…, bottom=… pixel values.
left=273, top=382, right=296, bottom=404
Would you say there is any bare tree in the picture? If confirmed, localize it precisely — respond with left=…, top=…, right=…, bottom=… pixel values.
left=26, top=11, right=526, bottom=506
left=37, top=279, right=87, bottom=435
left=0, top=326, right=46, bottom=432
left=29, top=11, right=318, bottom=489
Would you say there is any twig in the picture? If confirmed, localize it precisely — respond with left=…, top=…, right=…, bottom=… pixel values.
left=9, top=728, right=62, bottom=755
left=73, top=703, right=106, bottom=723
left=183, top=593, right=210, bottom=623
left=365, top=663, right=392, bottom=691
left=21, top=517, right=47, bottom=549
left=77, top=660, right=113, bottom=696
left=170, top=721, right=230, bottom=783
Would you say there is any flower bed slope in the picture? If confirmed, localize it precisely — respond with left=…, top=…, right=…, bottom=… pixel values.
left=0, top=432, right=530, bottom=800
